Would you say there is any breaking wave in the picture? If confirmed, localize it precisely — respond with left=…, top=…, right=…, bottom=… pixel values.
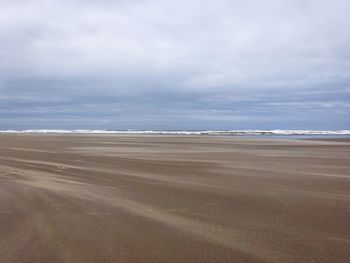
left=1, top=129, right=350, bottom=135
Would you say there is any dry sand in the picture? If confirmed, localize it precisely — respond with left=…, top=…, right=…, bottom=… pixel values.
left=0, top=134, right=349, bottom=263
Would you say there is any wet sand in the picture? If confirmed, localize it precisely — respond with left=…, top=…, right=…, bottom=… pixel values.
left=0, top=134, right=349, bottom=263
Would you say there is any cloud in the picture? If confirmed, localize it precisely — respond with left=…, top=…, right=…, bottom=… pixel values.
left=0, top=0, right=349, bottom=129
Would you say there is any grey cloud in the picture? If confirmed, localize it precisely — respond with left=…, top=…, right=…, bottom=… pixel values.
left=0, top=0, right=349, bottom=129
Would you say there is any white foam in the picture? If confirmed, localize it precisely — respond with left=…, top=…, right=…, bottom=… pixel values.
left=0, top=129, right=350, bottom=135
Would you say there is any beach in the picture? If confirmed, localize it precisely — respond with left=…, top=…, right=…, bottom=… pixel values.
left=0, top=134, right=349, bottom=262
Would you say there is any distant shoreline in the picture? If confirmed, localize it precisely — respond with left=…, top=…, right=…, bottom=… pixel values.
left=1, top=129, right=350, bottom=136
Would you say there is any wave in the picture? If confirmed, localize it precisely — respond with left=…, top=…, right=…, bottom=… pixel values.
left=1, top=129, right=350, bottom=135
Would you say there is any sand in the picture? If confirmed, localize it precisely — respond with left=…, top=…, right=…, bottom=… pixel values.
left=0, top=134, right=349, bottom=263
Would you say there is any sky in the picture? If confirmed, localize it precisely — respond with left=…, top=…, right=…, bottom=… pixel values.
left=0, top=0, right=349, bottom=130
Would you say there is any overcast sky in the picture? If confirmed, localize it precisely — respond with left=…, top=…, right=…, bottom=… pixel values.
left=1, top=0, right=349, bottom=130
